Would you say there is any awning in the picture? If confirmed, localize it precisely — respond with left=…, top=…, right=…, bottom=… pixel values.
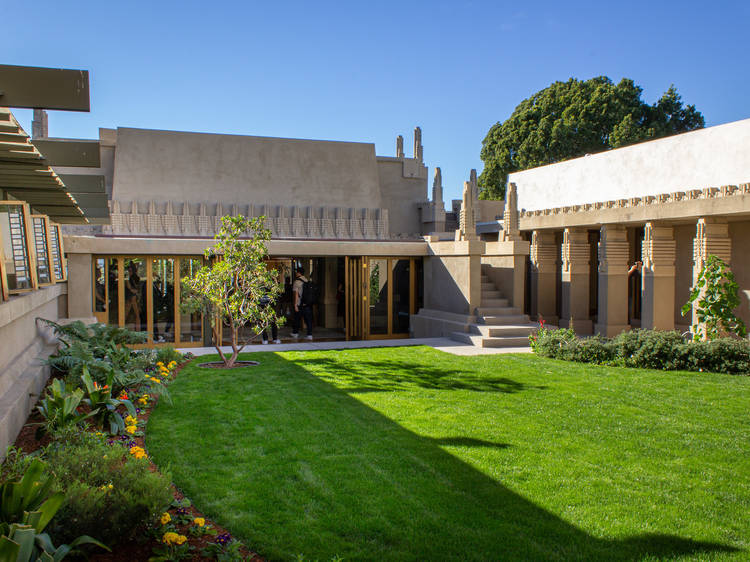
left=0, top=107, right=87, bottom=223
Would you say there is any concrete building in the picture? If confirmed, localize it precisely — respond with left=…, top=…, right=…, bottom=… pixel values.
left=2, top=63, right=750, bottom=455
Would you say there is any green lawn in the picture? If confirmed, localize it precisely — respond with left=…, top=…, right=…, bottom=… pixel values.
left=147, top=347, right=750, bottom=561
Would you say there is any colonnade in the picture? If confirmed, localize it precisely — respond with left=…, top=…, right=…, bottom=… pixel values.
left=528, top=218, right=734, bottom=336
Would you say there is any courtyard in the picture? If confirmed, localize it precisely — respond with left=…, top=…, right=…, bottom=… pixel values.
left=147, top=347, right=749, bottom=560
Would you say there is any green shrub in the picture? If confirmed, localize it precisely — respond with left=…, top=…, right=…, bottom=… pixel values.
left=613, top=330, right=686, bottom=370
left=531, top=326, right=750, bottom=375
left=155, top=346, right=184, bottom=365
left=531, top=327, right=577, bottom=358
left=44, top=433, right=172, bottom=546
left=568, top=336, right=615, bottom=364
left=681, top=338, right=750, bottom=374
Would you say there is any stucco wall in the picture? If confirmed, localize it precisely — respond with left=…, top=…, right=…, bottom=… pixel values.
left=510, top=118, right=750, bottom=211
left=112, top=128, right=384, bottom=211
left=423, top=255, right=474, bottom=314
left=376, top=158, right=427, bottom=236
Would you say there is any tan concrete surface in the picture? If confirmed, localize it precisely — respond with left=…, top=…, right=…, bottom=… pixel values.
left=179, top=337, right=531, bottom=356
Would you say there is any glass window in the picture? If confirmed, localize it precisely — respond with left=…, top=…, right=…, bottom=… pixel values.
left=0, top=202, right=34, bottom=292
left=107, top=258, right=120, bottom=325
left=124, top=258, right=146, bottom=332
left=392, top=259, right=411, bottom=334
left=151, top=258, right=176, bottom=343
left=49, top=223, right=65, bottom=281
left=94, top=258, right=106, bottom=313
left=368, top=258, right=388, bottom=335
left=32, top=216, right=53, bottom=285
left=179, top=258, right=203, bottom=343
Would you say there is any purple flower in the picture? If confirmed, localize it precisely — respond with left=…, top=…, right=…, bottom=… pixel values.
left=215, top=533, right=231, bottom=546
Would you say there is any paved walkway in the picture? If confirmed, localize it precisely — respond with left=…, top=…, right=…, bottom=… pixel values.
left=179, top=337, right=532, bottom=356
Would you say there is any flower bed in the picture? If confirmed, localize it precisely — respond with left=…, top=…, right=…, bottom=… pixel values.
left=2, top=322, right=261, bottom=561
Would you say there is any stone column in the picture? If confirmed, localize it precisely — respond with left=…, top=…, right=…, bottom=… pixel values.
left=691, top=218, right=732, bottom=330
left=641, top=222, right=676, bottom=331
left=595, top=225, right=630, bottom=336
left=530, top=230, right=558, bottom=324
left=560, top=228, right=592, bottom=334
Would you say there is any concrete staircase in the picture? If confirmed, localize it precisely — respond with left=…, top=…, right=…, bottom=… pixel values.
left=450, top=273, right=537, bottom=348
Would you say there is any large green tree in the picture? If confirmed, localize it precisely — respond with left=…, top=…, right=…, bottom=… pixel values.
left=479, top=77, right=704, bottom=199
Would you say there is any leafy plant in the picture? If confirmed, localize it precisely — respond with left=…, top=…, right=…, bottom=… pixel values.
left=44, top=435, right=172, bottom=546
left=35, top=379, right=98, bottom=439
left=0, top=458, right=108, bottom=561
left=181, top=216, right=283, bottom=367
left=80, top=369, right=136, bottom=435
left=681, top=254, right=747, bottom=341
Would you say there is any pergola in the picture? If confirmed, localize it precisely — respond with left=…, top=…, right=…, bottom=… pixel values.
left=0, top=64, right=107, bottom=224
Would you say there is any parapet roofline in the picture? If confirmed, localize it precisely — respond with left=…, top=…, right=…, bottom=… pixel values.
left=114, top=126, right=378, bottom=149
left=509, top=115, right=750, bottom=177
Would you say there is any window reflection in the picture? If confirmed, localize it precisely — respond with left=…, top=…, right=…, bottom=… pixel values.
left=0, top=203, right=34, bottom=291
left=392, top=259, right=410, bottom=333
left=124, top=258, right=146, bottom=331
left=152, top=258, right=175, bottom=343
left=32, top=217, right=52, bottom=285
left=179, top=258, right=203, bottom=343
left=368, top=258, right=388, bottom=335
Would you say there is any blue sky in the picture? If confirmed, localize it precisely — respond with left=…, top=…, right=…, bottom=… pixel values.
left=4, top=0, right=749, bottom=203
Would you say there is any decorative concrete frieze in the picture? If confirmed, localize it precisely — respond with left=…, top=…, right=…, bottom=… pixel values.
left=641, top=222, right=676, bottom=331
left=104, top=199, right=391, bottom=240
left=501, top=183, right=521, bottom=241
left=702, top=187, right=719, bottom=198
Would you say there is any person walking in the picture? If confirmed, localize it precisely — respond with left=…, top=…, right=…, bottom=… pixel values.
left=291, top=267, right=313, bottom=340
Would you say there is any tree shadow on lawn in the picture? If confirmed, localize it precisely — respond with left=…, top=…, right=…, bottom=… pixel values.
left=292, top=355, right=545, bottom=394
left=159, top=353, right=741, bottom=561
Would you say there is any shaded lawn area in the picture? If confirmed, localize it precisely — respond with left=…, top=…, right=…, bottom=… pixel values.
left=147, top=347, right=750, bottom=561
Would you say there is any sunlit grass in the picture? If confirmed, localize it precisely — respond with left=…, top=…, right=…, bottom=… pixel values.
left=148, top=347, right=750, bottom=561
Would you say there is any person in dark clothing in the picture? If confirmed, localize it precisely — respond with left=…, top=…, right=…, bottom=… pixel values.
left=291, top=267, right=313, bottom=339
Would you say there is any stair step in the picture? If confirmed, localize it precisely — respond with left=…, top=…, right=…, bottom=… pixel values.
left=480, top=298, right=509, bottom=307
left=473, top=324, right=537, bottom=337
left=481, top=282, right=496, bottom=291
left=449, top=332, right=532, bottom=348
left=480, top=336, right=533, bottom=348
left=480, top=314, right=531, bottom=325
left=481, top=290, right=503, bottom=299
left=476, top=307, right=522, bottom=316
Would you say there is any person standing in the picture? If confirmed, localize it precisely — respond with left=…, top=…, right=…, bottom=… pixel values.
left=291, top=267, right=313, bottom=340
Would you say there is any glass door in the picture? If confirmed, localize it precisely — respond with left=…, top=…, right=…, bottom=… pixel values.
left=345, top=256, right=365, bottom=340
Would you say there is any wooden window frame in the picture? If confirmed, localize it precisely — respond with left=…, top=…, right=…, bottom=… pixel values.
left=30, top=214, right=56, bottom=287
left=0, top=200, right=38, bottom=294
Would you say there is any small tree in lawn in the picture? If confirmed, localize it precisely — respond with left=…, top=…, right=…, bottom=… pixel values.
left=182, top=215, right=283, bottom=367
left=681, top=254, right=747, bottom=341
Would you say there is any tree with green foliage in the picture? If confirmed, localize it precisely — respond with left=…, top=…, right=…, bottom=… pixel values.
left=479, top=77, right=704, bottom=199
left=181, top=216, right=283, bottom=367
left=681, top=254, right=747, bottom=341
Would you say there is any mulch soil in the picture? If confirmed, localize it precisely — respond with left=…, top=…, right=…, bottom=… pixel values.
left=12, top=361, right=264, bottom=561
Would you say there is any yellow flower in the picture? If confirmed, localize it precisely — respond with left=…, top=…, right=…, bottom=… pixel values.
left=193, top=517, right=205, bottom=527
left=162, top=531, right=178, bottom=545
left=168, top=361, right=177, bottom=368
left=175, top=534, right=187, bottom=545
left=125, top=425, right=137, bottom=435
left=156, top=361, right=164, bottom=367
left=160, top=512, right=171, bottom=525
left=150, top=376, right=161, bottom=383
left=124, top=415, right=137, bottom=425
left=98, top=483, right=113, bottom=491
left=129, top=446, right=147, bottom=459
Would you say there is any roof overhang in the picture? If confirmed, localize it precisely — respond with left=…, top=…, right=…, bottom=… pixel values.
left=0, top=107, right=88, bottom=223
